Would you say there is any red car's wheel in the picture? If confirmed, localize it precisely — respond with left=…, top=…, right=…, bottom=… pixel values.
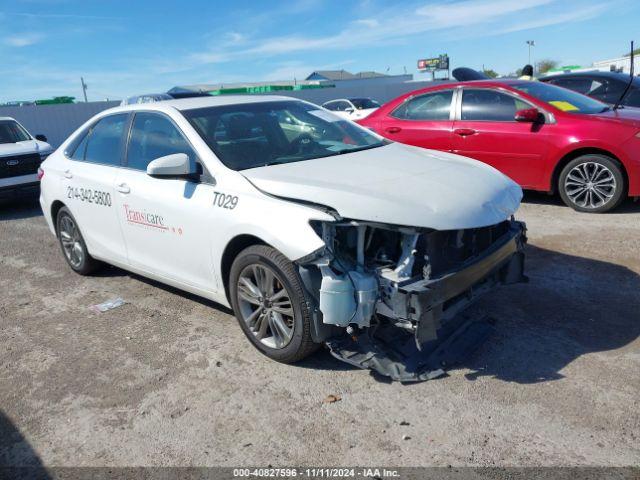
left=558, top=155, right=625, bottom=213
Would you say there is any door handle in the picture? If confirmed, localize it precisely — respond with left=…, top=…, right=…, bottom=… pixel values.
left=454, top=128, right=477, bottom=137
left=64, top=169, right=73, bottom=179
left=116, top=183, right=130, bottom=194
left=385, top=126, right=402, bottom=134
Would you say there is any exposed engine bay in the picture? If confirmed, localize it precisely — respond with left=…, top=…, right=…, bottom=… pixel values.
left=297, top=218, right=527, bottom=382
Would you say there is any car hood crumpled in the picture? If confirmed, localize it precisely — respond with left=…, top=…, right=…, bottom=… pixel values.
left=241, top=143, right=523, bottom=230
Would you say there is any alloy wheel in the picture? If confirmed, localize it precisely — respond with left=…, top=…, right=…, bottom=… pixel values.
left=236, top=264, right=295, bottom=349
left=59, top=215, right=84, bottom=269
left=564, top=161, right=616, bottom=210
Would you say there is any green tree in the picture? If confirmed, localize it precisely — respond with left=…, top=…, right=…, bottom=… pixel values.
left=624, top=47, right=640, bottom=57
left=537, top=59, right=559, bottom=74
left=482, top=69, right=499, bottom=78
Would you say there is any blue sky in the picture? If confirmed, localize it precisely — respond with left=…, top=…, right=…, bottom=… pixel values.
left=1, top=0, right=639, bottom=102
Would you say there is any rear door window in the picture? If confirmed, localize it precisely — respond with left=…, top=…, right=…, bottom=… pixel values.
left=460, top=89, right=526, bottom=122
left=391, top=90, right=454, bottom=120
left=72, top=114, right=128, bottom=166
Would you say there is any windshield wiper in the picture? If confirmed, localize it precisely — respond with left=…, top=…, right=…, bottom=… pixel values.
left=260, top=160, right=287, bottom=167
left=330, top=143, right=386, bottom=156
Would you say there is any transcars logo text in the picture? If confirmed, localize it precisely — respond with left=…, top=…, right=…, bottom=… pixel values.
left=123, top=205, right=183, bottom=235
left=124, top=204, right=166, bottom=229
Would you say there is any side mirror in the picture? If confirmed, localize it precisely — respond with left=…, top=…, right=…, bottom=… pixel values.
left=515, top=108, right=542, bottom=123
left=35, top=134, right=48, bottom=142
left=147, top=153, right=197, bottom=179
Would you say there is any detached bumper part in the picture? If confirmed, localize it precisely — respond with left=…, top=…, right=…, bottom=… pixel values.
left=327, top=222, right=527, bottom=382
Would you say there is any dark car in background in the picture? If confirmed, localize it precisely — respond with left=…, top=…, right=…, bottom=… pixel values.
left=541, top=71, right=640, bottom=108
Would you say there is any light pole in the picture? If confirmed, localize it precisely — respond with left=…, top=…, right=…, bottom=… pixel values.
left=526, top=40, right=535, bottom=66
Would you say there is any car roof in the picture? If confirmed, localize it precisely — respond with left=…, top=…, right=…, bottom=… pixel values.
left=0, top=116, right=17, bottom=121
left=542, top=71, right=639, bottom=83
left=401, top=79, right=526, bottom=96
left=101, top=95, right=299, bottom=116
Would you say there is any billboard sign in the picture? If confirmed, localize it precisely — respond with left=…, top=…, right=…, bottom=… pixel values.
left=417, top=55, right=449, bottom=72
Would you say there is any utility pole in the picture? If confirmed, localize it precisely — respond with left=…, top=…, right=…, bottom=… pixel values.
left=80, top=77, right=88, bottom=103
left=526, top=40, right=535, bottom=65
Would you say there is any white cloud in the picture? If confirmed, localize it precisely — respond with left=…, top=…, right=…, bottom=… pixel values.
left=4, top=33, right=43, bottom=47
left=354, top=18, right=379, bottom=27
left=415, top=0, right=554, bottom=26
left=1, top=12, right=119, bottom=20
left=226, top=32, right=246, bottom=45
left=496, top=3, right=607, bottom=34
left=188, top=0, right=603, bottom=67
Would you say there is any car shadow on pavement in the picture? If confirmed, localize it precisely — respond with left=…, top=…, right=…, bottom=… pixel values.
left=94, top=266, right=235, bottom=315
left=0, top=410, right=51, bottom=479
left=0, top=198, right=42, bottom=221
left=522, top=190, right=640, bottom=214
left=460, top=244, right=640, bottom=384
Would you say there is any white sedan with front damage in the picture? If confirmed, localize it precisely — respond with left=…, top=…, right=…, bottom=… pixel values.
left=39, top=95, right=527, bottom=382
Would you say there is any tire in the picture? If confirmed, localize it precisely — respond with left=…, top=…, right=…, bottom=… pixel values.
left=56, top=206, right=101, bottom=275
left=558, top=154, right=625, bottom=213
left=229, top=245, right=317, bottom=363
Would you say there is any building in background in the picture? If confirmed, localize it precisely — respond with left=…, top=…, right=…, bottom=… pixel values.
left=544, top=56, right=639, bottom=76
left=592, top=55, right=640, bottom=74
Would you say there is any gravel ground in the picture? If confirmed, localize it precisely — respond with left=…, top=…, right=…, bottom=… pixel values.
left=0, top=194, right=639, bottom=468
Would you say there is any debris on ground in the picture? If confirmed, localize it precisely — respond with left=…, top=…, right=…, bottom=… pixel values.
left=399, top=421, right=410, bottom=426
left=90, top=298, right=126, bottom=313
left=402, top=434, right=411, bottom=440
left=323, top=394, right=342, bottom=404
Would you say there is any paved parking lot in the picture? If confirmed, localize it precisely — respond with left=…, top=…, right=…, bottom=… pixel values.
left=1, top=194, right=639, bottom=467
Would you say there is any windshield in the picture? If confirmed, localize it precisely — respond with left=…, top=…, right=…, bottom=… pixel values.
left=0, top=120, right=31, bottom=144
left=184, top=100, right=387, bottom=170
left=350, top=98, right=380, bottom=110
left=513, top=82, right=609, bottom=114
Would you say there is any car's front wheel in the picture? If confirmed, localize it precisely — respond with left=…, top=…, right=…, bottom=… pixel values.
left=229, top=245, right=317, bottom=363
left=56, top=206, right=101, bottom=275
left=558, top=154, right=625, bottom=213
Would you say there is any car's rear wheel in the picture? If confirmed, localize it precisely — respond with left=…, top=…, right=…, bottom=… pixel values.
left=558, top=155, right=625, bottom=213
left=56, top=206, right=101, bottom=275
left=229, top=245, right=317, bottom=363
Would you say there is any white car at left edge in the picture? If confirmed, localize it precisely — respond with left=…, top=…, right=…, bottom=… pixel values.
left=1, top=116, right=53, bottom=200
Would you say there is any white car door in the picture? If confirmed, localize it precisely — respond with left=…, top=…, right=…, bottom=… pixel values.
left=113, top=111, right=222, bottom=291
left=61, top=113, right=129, bottom=264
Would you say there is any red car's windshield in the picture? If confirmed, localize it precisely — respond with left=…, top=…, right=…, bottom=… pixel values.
left=513, top=82, right=609, bottom=114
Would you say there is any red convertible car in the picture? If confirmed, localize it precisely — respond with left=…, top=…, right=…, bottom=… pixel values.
left=358, top=80, right=640, bottom=212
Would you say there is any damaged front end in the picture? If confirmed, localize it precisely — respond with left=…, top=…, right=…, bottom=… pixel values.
left=297, top=218, right=527, bottom=382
